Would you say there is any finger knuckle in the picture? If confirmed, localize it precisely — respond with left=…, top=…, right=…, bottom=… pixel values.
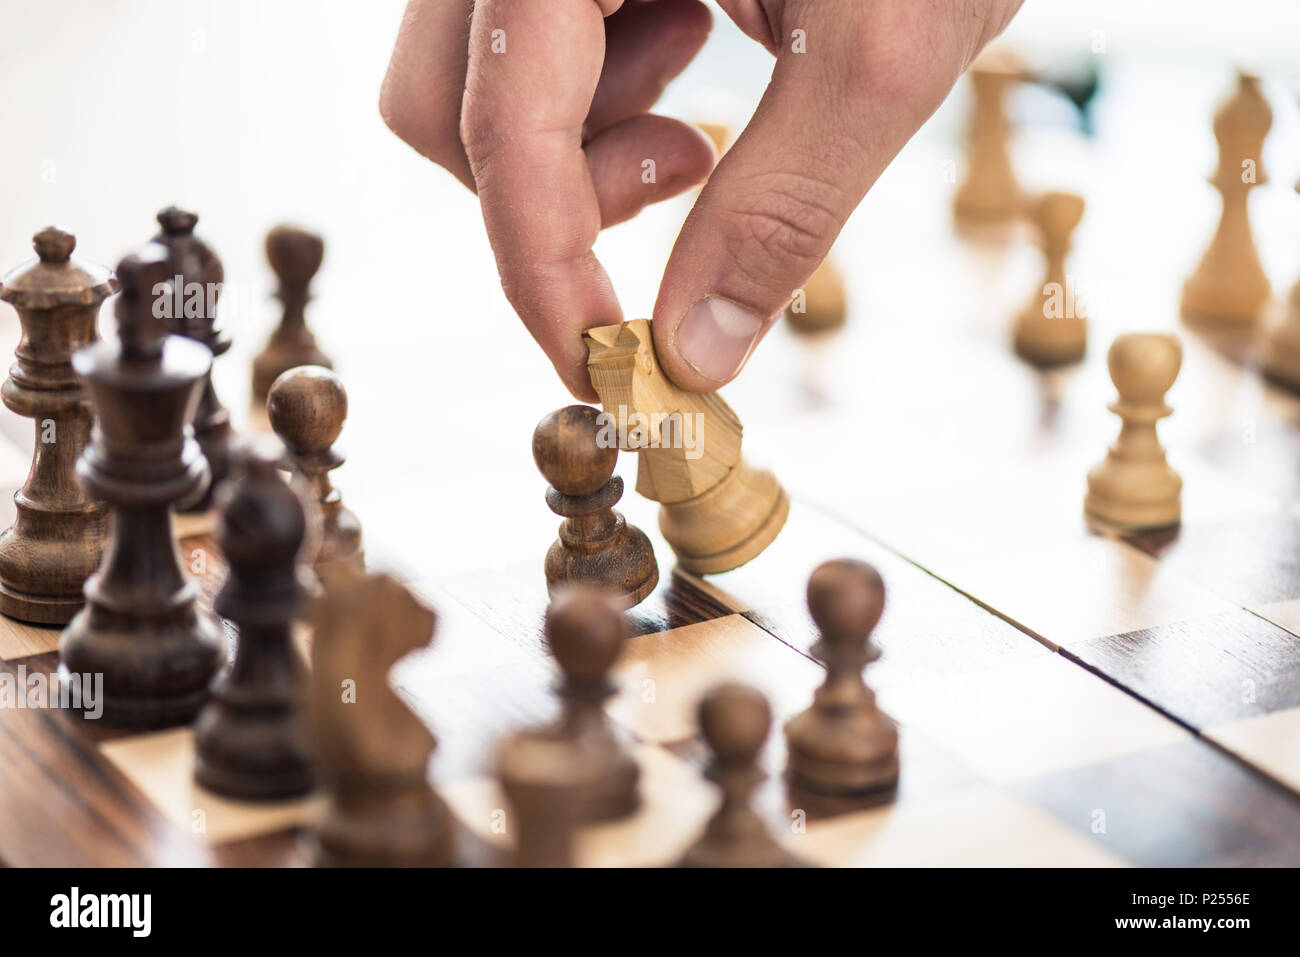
left=826, top=3, right=967, bottom=105
left=457, top=96, right=498, bottom=166
left=379, top=72, right=462, bottom=168
left=723, top=176, right=840, bottom=283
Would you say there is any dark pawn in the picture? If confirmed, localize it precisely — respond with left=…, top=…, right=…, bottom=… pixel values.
left=784, top=559, right=899, bottom=796
left=59, top=245, right=222, bottom=728
left=309, top=571, right=455, bottom=867
left=496, top=731, right=596, bottom=867
left=267, top=365, right=362, bottom=583
left=542, top=587, right=640, bottom=822
left=252, top=225, right=333, bottom=405
left=154, top=207, right=233, bottom=510
left=533, top=405, right=657, bottom=609
left=194, top=439, right=314, bottom=800
left=680, top=683, right=805, bottom=868
left=0, top=227, right=114, bottom=624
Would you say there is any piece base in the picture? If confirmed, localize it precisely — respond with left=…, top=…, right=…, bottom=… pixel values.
left=194, top=758, right=315, bottom=803
left=786, top=752, right=900, bottom=797
left=545, top=525, right=659, bottom=610
left=1084, top=495, right=1181, bottom=534
left=1013, top=325, right=1086, bottom=368
left=0, top=582, right=81, bottom=626
left=57, top=663, right=212, bottom=729
left=678, top=837, right=808, bottom=869
left=670, top=486, right=790, bottom=575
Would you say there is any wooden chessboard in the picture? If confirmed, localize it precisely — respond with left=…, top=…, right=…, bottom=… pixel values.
left=3, top=53, right=1300, bottom=866
left=4, top=296, right=1300, bottom=866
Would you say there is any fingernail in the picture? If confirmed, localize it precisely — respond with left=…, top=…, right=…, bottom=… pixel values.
left=676, top=297, right=763, bottom=383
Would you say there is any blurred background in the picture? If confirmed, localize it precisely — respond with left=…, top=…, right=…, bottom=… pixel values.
left=1, top=0, right=1298, bottom=581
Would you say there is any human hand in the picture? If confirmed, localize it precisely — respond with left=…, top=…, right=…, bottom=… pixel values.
left=381, top=0, right=1022, bottom=399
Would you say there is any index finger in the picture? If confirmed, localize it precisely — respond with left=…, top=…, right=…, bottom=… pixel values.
left=462, top=0, right=628, bottom=401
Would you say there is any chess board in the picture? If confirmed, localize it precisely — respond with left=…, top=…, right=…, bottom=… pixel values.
left=3, top=52, right=1300, bottom=867
left=4, top=291, right=1300, bottom=866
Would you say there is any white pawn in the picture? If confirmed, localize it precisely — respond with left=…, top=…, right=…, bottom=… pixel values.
left=1013, top=191, right=1087, bottom=367
left=1085, top=334, right=1183, bottom=532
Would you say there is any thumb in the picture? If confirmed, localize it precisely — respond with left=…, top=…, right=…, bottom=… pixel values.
left=651, top=0, right=975, bottom=391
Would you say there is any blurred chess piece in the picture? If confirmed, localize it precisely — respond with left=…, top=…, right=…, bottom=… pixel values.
left=309, top=571, right=455, bottom=867
left=1013, top=191, right=1088, bottom=367
left=953, top=48, right=1028, bottom=226
left=696, top=122, right=730, bottom=157
left=786, top=256, right=847, bottom=334
left=268, top=365, right=363, bottom=584
left=1084, top=333, right=1183, bottom=532
left=154, top=207, right=233, bottom=511
left=0, top=227, right=113, bottom=624
left=785, top=559, right=899, bottom=796
left=496, top=731, right=597, bottom=867
left=60, top=245, right=222, bottom=727
left=543, top=587, right=640, bottom=821
left=1181, top=71, right=1273, bottom=327
left=680, top=683, right=805, bottom=868
left=252, top=225, right=333, bottom=406
left=1263, top=133, right=1300, bottom=391
left=194, top=438, right=313, bottom=800
left=500, top=586, right=642, bottom=837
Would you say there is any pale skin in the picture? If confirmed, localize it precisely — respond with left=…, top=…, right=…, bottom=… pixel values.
left=381, top=0, right=1023, bottom=401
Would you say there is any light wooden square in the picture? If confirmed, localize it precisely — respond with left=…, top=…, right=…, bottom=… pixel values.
left=0, top=618, right=59, bottom=660
left=883, top=653, right=1188, bottom=784
left=100, top=727, right=321, bottom=845
left=938, top=534, right=1234, bottom=651
left=798, top=785, right=1126, bottom=867
left=1251, top=597, right=1300, bottom=640
left=443, top=744, right=716, bottom=868
left=171, top=509, right=218, bottom=540
left=1206, top=706, right=1300, bottom=794
left=606, top=614, right=824, bottom=744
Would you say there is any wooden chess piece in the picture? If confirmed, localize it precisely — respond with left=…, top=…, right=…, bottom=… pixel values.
left=542, top=587, right=640, bottom=821
left=785, top=559, right=899, bottom=795
left=585, top=319, right=788, bottom=574
left=308, top=570, right=455, bottom=867
left=696, top=122, right=730, bottom=156
left=194, top=438, right=314, bottom=800
left=1181, top=71, right=1273, bottom=327
left=0, top=227, right=113, bottom=624
left=1263, top=149, right=1300, bottom=390
left=953, top=48, right=1028, bottom=226
left=1013, top=191, right=1088, bottom=367
left=154, top=206, right=232, bottom=510
left=252, top=225, right=333, bottom=405
left=1085, top=333, right=1183, bottom=532
left=496, top=731, right=597, bottom=867
left=533, top=405, right=657, bottom=608
left=680, top=682, right=803, bottom=867
left=693, top=121, right=730, bottom=196
left=267, top=365, right=362, bottom=583
left=59, top=245, right=223, bottom=727
left=785, top=256, right=847, bottom=334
